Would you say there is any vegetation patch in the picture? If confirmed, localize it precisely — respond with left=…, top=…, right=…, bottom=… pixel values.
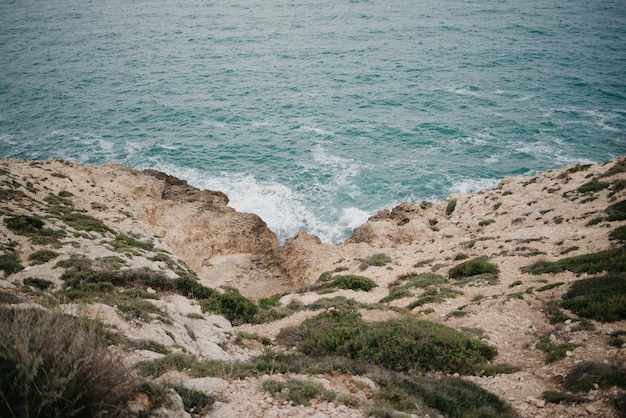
left=0, top=308, right=136, bottom=418
left=413, top=258, right=435, bottom=268
left=28, top=249, right=59, bottom=265
left=360, top=253, right=391, bottom=270
left=448, top=257, right=500, bottom=283
left=576, top=179, right=610, bottom=193
left=521, top=247, right=626, bottom=275
left=169, top=384, right=216, bottom=414
left=478, top=219, right=495, bottom=227
left=4, top=214, right=45, bottom=234
left=110, top=233, right=155, bottom=252
left=328, top=275, right=377, bottom=292
left=536, top=282, right=565, bottom=292
left=373, top=374, right=516, bottom=418
left=262, top=378, right=336, bottom=406
left=542, top=390, right=581, bottom=404
left=445, top=199, right=457, bottom=216
left=406, top=286, right=463, bottom=309
left=0, top=251, right=24, bottom=276
left=609, top=225, right=626, bottom=242
left=379, top=287, right=413, bottom=303
left=564, top=361, right=626, bottom=392
left=560, top=272, right=626, bottom=322
left=277, top=311, right=496, bottom=375
left=23, top=277, right=54, bottom=290
left=535, top=336, right=582, bottom=363
left=606, top=199, right=626, bottom=221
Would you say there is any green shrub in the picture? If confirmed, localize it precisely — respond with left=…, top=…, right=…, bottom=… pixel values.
left=28, top=249, right=59, bottom=265
left=259, top=294, right=282, bottom=308
left=263, top=379, right=335, bottom=406
left=307, top=296, right=364, bottom=311
left=360, top=253, right=391, bottom=270
left=479, top=219, right=495, bottom=227
left=379, top=287, right=413, bottom=303
left=170, top=384, right=215, bottom=414
left=413, top=258, right=435, bottom=268
left=4, top=214, right=44, bottom=234
left=446, top=199, right=457, bottom=216
left=406, top=286, right=463, bottom=309
left=521, top=247, right=626, bottom=275
left=606, top=199, right=626, bottom=220
left=609, top=225, right=626, bottom=242
left=201, top=289, right=258, bottom=325
left=374, top=375, right=516, bottom=417
left=577, top=179, right=609, bottom=193
left=111, top=234, right=154, bottom=252
left=564, top=361, right=626, bottom=392
left=0, top=308, right=136, bottom=418
left=284, top=312, right=496, bottom=374
left=560, top=272, right=626, bottom=322
left=0, top=251, right=24, bottom=276
left=23, top=277, right=54, bottom=290
left=535, top=337, right=582, bottom=363
left=536, top=282, right=564, bottom=292
left=542, top=390, right=580, bottom=404
left=448, top=257, right=500, bottom=280
left=391, top=272, right=448, bottom=289
left=331, top=275, right=377, bottom=291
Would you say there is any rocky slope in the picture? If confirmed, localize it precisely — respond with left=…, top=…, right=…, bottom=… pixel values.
left=1, top=157, right=625, bottom=417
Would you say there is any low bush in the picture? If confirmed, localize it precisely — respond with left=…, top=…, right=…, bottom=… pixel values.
left=448, top=257, right=500, bottom=280
left=330, top=275, right=377, bottom=291
left=521, top=247, right=626, bottom=275
left=111, top=234, right=154, bottom=252
left=542, top=390, right=580, bottom=404
left=169, top=384, right=215, bottom=414
left=374, top=374, right=516, bottom=417
left=279, top=311, right=496, bottom=375
left=0, top=251, right=24, bottom=276
left=478, top=219, right=495, bottom=227
left=200, top=289, right=258, bottom=325
left=446, top=199, right=457, bottom=216
left=360, top=253, right=391, bottom=270
left=576, top=179, right=609, bottom=193
left=0, top=308, right=136, bottom=418
left=262, top=378, right=335, bottom=406
left=4, top=214, right=44, bottom=234
left=560, top=272, right=626, bottom=322
left=406, top=286, right=463, bottom=309
left=23, top=277, right=54, bottom=290
left=564, top=361, right=626, bottom=392
left=28, top=249, right=59, bottom=265
left=535, top=336, right=582, bottom=363
left=379, top=287, right=413, bottom=303
left=609, top=225, right=626, bottom=242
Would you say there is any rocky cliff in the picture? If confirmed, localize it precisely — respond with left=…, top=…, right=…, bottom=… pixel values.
left=1, top=157, right=625, bottom=418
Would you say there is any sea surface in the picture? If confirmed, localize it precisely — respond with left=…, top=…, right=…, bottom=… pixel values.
left=1, top=0, right=625, bottom=242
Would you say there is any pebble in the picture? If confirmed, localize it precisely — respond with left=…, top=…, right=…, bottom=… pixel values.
left=585, top=405, right=598, bottom=415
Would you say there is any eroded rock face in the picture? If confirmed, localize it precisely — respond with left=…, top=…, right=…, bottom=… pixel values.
left=346, top=202, right=437, bottom=246
left=277, top=229, right=328, bottom=286
left=102, top=166, right=281, bottom=272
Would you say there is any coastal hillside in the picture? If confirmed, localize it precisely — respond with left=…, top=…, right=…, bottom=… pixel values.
left=1, top=157, right=625, bottom=417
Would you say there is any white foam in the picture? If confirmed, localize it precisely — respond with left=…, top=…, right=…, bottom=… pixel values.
left=449, top=178, right=499, bottom=195
left=0, top=133, right=15, bottom=145
left=339, top=207, right=371, bottom=230
left=299, top=125, right=335, bottom=136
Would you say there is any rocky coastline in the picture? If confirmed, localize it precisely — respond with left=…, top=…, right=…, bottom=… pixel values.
left=1, top=157, right=625, bottom=417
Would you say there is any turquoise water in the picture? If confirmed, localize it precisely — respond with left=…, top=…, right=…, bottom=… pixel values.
left=1, top=0, right=625, bottom=242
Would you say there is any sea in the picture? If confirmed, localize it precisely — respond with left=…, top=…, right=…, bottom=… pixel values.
left=1, top=0, right=625, bottom=243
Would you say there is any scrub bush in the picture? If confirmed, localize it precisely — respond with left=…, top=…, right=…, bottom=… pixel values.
left=0, top=308, right=136, bottom=418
